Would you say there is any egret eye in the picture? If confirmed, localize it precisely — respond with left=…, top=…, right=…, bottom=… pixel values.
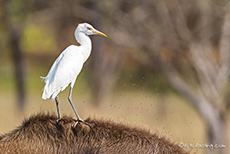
left=87, top=27, right=93, bottom=30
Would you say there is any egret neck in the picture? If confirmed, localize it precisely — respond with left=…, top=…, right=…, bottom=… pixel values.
left=75, top=31, right=92, bottom=63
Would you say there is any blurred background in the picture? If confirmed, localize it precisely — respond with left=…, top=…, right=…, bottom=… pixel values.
left=0, top=0, right=229, bottom=153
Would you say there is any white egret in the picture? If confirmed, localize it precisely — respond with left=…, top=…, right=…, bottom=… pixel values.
left=41, top=23, right=107, bottom=126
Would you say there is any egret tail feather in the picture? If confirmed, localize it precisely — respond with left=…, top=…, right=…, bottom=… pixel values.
left=40, top=76, right=46, bottom=81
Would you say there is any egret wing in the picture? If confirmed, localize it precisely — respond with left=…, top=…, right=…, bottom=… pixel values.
left=41, top=51, right=64, bottom=83
left=42, top=45, right=84, bottom=100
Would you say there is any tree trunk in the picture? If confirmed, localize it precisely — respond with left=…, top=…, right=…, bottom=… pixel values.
left=10, top=27, right=26, bottom=112
left=89, top=3, right=124, bottom=106
left=161, top=63, right=227, bottom=154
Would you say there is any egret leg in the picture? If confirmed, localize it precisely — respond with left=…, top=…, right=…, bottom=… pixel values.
left=55, top=97, right=61, bottom=123
left=68, top=87, right=91, bottom=128
left=68, top=87, right=81, bottom=120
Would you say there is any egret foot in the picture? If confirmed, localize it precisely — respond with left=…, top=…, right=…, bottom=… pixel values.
left=56, top=118, right=61, bottom=124
left=73, top=119, right=92, bottom=129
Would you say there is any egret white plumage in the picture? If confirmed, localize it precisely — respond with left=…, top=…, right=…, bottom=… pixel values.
left=41, top=23, right=107, bottom=126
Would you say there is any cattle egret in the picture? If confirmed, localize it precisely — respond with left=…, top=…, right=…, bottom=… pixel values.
left=41, top=23, right=107, bottom=126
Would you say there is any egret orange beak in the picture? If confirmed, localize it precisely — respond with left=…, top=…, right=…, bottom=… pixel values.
left=93, top=30, right=107, bottom=37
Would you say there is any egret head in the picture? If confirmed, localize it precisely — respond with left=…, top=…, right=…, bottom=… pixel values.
left=76, top=23, right=107, bottom=37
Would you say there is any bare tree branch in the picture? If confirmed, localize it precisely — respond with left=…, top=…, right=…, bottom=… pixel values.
left=217, top=5, right=230, bottom=92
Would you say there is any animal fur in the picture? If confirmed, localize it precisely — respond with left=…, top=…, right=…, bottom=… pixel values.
left=0, top=113, right=189, bottom=154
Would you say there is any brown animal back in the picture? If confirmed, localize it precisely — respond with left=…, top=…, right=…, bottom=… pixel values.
left=0, top=113, right=189, bottom=154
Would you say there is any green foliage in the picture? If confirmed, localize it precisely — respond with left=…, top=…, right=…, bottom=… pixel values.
left=0, top=60, right=15, bottom=92
left=20, top=24, right=57, bottom=54
left=6, top=0, right=26, bottom=22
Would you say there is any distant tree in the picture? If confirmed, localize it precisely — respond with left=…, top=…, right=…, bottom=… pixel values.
left=91, top=0, right=230, bottom=154
left=1, top=0, right=27, bottom=112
